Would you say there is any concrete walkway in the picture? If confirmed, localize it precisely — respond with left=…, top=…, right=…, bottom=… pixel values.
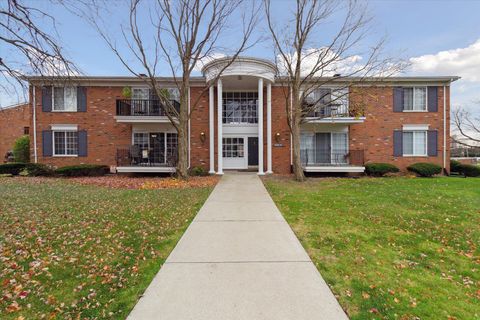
left=127, top=172, right=348, bottom=320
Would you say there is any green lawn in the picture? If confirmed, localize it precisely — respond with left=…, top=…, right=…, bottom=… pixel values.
left=0, top=178, right=213, bottom=319
left=264, top=176, right=480, bottom=320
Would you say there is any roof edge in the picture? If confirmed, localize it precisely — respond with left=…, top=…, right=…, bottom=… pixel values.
left=24, top=75, right=461, bottom=84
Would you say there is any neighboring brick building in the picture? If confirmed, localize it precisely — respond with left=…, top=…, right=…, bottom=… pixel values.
left=21, top=57, right=458, bottom=174
left=0, top=103, right=30, bottom=163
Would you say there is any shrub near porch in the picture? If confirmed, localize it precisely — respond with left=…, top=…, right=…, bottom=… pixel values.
left=264, top=176, right=480, bottom=320
left=0, top=178, right=213, bottom=319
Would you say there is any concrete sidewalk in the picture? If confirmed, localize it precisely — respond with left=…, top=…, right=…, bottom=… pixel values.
left=127, top=172, right=348, bottom=320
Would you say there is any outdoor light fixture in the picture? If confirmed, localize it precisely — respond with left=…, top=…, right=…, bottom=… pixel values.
left=200, top=132, right=206, bottom=143
left=275, top=132, right=281, bottom=142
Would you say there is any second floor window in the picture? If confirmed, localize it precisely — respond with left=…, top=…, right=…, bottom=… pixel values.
left=403, top=87, right=427, bottom=111
left=223, top=92, right=258, bottom=124
left=53, top=87, right=77, bottom=111
left=305, top=88, right=348, bottom=117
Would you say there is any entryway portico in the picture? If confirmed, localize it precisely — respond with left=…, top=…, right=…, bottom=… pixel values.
left=202, top=57, right=276, bottom=175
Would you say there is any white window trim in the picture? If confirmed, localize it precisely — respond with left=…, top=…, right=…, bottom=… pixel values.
left=402, top=130, right=428, bottom=157
left=52, top=129, right=79, bottom=157
left=402, top=124, right=429, bottom=131
left=403, top=86, right=428, bottom=112
left=51, top=124, right=78, bottom=131
left=52, top=86, right=78, bottom=112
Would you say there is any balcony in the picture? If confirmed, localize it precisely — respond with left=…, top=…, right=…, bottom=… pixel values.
left=115, top=99, right=180, bottom=123
left=115, top=146, right=177, bottom=173
left=301, top=149, right=365, bottom=173
left=303, top=103, right=365, bottom=124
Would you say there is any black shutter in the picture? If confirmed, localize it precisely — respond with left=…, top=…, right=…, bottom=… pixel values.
left=427, top=130, right=438, bottom=156
left=393, top=87, right=404, bottom=112
left=393, top=130, right=403, bottom=157
left=42, top=130, right=53, bottom=156
left=427, top=87, right=438, bottom=112
left=42, top=86, right=52, bottom=112
left=77, top=87, right=87, bottom=112
left=78, top=130, right=88, bottom=157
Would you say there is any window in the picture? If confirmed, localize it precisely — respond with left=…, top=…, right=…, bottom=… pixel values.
left=331, top=132, right=348, bottom=164
left=300, top=132, right=348, bottom=164
left=403, top=131, right=427, bottom=156
left=222, top=138, right=244, bottom=158
left=133, top=132, right=149, bottom=150
left=132, top=132, right=178, bottom=164
left=53, top=131, right=78, bottom=156
left=223, top=92, right=258, bottom=124
left=53, top=87, right=77, bottom=111
left=23, top=127, right=30, bottom=135
left=403, top=87, right=426, bottom=111
left=305, top=88, right=349, bottom=117
left=166, top=133, right=178, bottom=159
left=132, top=88, right=149, bottom=100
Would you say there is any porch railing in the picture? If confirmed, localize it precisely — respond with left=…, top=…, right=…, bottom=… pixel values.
left=301, top=149, right=364, bottom=166
left=116, top=99, right=180, bottom=117
left=116, top=146, right=178, bottom=167
left=303, top=103, right=363, bottom=118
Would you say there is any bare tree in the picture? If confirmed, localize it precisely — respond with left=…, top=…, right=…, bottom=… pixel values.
left=265, top=0, right=406, bottom=181
left=77, top=0, right=257, bottom=179
left=453, top=106, right=480, bottom=148
left=0, top=0, right=77, bottom=101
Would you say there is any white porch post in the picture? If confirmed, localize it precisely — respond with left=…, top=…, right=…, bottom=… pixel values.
left=217, top=79, right=224, bottom=175
left=258, top=78, right=264, bottom=175
left=209, top=85, right=215, bottom=174
left=266, top=82, right=272, bottom=174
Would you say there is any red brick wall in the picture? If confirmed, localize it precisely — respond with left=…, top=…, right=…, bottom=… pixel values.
left=349, top=85, right=450, bottom=172
left=270, top=86, right=292, bottom=174
left=0, top=104, right=30, bottom=162
left=189, top=86, right=210, bottom=169
left=32, top=86, right=131, bottom=168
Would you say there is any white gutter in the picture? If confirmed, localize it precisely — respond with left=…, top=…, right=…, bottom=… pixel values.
left=443, top=85, right=447, bottom=172
left=32, top=86, right=38, bottom=163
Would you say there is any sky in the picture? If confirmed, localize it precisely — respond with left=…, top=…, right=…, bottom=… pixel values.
left=1, top=0, right=480, bottom=114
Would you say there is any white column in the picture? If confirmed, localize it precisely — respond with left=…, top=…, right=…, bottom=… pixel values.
left=258, top=78, right=264, bottom=175
left=266, top=82, right=272, bottom=174
left=217, top=79, right=224, bottom=175
left=209, top=85, right=215, bottom=174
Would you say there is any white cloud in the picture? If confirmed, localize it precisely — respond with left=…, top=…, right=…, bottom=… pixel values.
left=410, top=39, right=480, bottom=82
left=409, top=39, right=480, bottom=112
left=276, top=48, right=364, bottom=77
left=192, top=53, right=226, bottom=73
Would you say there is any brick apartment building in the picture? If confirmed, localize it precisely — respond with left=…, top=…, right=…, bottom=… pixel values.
left=0, top=103, right=30, bottom=162
left=20, top=56, right=458, bottom=174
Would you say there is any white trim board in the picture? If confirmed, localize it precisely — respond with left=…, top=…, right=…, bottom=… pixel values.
left=402, top=124, right=429, bottom=131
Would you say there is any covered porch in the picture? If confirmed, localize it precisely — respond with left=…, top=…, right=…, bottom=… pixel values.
left=300, top=124, right=365, bottom=173
left=115, top=123, right=178, bottom=173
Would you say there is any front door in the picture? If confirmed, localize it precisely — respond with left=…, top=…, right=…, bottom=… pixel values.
left=315, top=133, right=331, bottom=164
left=149, top=133, right=165, bottom=164
left=248, top=137, right=259, bottom=166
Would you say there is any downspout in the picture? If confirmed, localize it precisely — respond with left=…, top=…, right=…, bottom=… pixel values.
left=289, top=86, right=293, bottom=167
left=32, top=85, right=38, bottom=163
left=443, top=85, right=447, bottom=173
left=188, top=87, right=191, bottom=169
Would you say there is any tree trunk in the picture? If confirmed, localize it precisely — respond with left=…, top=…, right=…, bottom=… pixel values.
left=291, top=119, right=305, bottom=181
left=176, top=86, right=189, bottom=179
